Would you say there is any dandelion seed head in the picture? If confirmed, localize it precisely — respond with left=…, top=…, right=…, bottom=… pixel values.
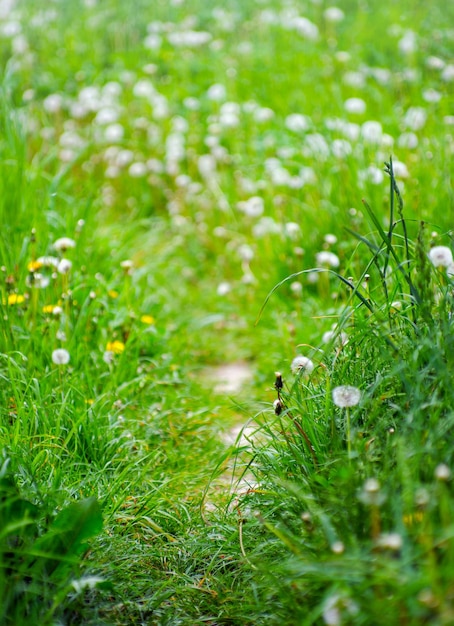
left=206, top=83, right=226, bottom=101
left=343, top=70, right=366, bottom=88
left=398, top=30, right=417, bottom=55
left=429, top=246, right=453, bottom=268
left=359, top=477, right=386, bottom=506
left=335, top=51, right=351, bottom=63
left=323, top=594, right=358, bottom=626
left=332, top=385, right=361, bottom=408
left=43, top=93, right=64, bottom=113
left=104, top=123, right=124, bottom=143
left=324, top=233, right=337, bottom=245
left=441, top=64, right=454, bottom=82
left=291, top=355, right=314, bottom=376
left=52, top=348, right=70, bottom=365
left=120, top=259, right=134, bottom=272
left=344, top=97, right=366, bottom=115
left=376, top=532, right=403, bottom=551
left=435, top=463, right=451, bottom=481
left=128, top=162, right=147, bottom=177
left=364, top=478, right=380, bottom=493
left=217, top=281, right=231, bottom=296
left=284, top=222, right=301, bottom=239
left=103, top=350, right=115, bottom=364
left=324, top=7, right=345, bottom=22
left=285, top=113, right=310, bottom=132
left=322, top=330, right=348, bottom=346
left=422, top=88, right=442, bottom=103
left=237, top=244, right=254, bottom=262
left=316, top=251, right=340, bottom=268
left=418, top=589, right=438, bottom=608
left=331, top=540, right=345, bottom=554
left=237, top=196, right=264, bottom=218
left=290, top=281, right=303, bottom=294
left=415, top=487, right=430, bottom=508
left=26, top=273, right=50, bottom=288
left=403, top=106, right=427, bottom=131
left=53, top=237, right=76, bottom=253
left=397, top=132, right=418, bottom=149
left=57, top=258, right=72, bottom=274
left=361, top=120, right=383, bottom=144
left=426, top=56, right=445, bottom=70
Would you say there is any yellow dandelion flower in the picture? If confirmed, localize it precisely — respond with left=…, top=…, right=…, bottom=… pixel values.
left=403, top=511, right=424, bottom=526
left=5, top=294, right=25, bottom=305
left=28, top=260, right=43, bottom=272
left=106, top=340, right=125, bottom=354
left=108, top=289, right=119, bottom=299
left=140, top=314, right=155, bottom=325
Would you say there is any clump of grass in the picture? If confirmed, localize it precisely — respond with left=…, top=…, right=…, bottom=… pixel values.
left=232, top=162, right=454, bottom=624
left=0, top=456, right=104, bottom=625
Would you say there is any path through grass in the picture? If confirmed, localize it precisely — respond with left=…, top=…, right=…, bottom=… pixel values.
left=1, top=0, right=454, bottom=623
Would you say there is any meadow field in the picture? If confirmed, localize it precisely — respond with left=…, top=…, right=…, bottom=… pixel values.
left=1, top=0, right=454, bottom=623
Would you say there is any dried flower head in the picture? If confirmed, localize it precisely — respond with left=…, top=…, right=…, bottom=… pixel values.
left=332, top=385, right=361, bottom=408
left=274, top=371, right=283, bottom=390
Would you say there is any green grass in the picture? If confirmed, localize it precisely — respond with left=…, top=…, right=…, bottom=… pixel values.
left=0, top=0, right=454, bottom=623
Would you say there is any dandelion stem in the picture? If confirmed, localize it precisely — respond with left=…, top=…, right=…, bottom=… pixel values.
left=346, top=407, right=351, bottom=460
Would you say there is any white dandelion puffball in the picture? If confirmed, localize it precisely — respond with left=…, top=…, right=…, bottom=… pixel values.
left=435, top=463, right=451, bottom=481
left=324, top=7, right=345, bottom=22
left=322, top=330, right=349, bottom=346
left=291, top=355, right=314, bottom=376
left=285, top=113, right=310, bottom=133
left=52, top=348, right=70, bottom=365
left=344, top=97, right=366, bottom=115
left=57, top=258, right=72, bottom=274
left=53, top=237, right=76, bottom=253
left=237, top=196, right=264, bottom=217
left=429, top=246, right=453, bottom=268
left=376, top=533, right=403, bottom=551
left=332, top=385, right=361, bottom=408
left=316, top=251, right=340, bottom=268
